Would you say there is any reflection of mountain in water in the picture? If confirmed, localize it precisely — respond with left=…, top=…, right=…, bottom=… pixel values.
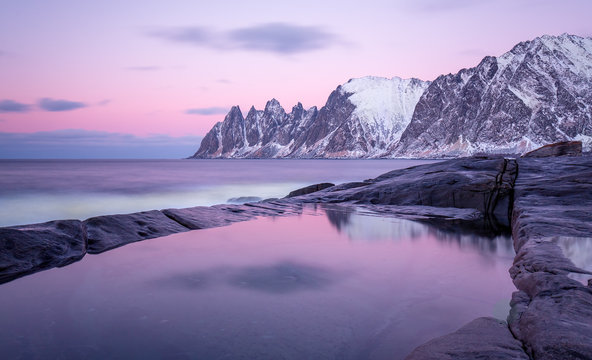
left=321, top=206, right=514, bottom=257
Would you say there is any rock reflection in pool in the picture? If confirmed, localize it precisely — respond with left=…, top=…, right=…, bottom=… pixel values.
left=0, top=206, right=516, bottom=360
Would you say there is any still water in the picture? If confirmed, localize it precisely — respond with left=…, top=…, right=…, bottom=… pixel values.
left=0, top=206, right=515, bottom=360
left=0, top=159, right=438, bottom=227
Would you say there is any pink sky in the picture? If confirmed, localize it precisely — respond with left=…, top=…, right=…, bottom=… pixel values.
left=1, top=0, right=592, bottom=138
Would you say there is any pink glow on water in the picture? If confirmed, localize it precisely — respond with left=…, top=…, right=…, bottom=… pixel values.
left=0, top=207, right=516, bottom=358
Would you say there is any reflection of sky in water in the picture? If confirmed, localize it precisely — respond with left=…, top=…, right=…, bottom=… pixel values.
left=0, top=208, right=515, bottom=360
left=557, top=237, right=592, bottom=284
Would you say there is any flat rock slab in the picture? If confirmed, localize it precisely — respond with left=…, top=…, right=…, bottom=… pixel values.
left=405, top=317, right=529, bottom=360
left=84, top=210, right=190, bottom=254
left=0, top=220, right=86, bottom=284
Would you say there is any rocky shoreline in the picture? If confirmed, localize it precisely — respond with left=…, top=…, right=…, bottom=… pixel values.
left=1, top=145, right=591, bottom=359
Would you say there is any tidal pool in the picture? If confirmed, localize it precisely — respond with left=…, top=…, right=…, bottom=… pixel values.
left=0, top=206, right=515, bottom=359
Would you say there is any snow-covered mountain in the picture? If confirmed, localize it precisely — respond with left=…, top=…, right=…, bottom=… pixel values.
left=394, top=33, right=592, bottom=157
left=191, top=76, right=429, bottom=158
left=192, top=34, right=592, bottom=159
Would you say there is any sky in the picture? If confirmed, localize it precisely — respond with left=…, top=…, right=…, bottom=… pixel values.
left=1, top=0, right=592, bottom=158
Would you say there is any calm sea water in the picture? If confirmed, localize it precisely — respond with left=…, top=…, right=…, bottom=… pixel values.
left=0, top=159, right=438, bottom=227
left=0, top=205, right=515, bottom=360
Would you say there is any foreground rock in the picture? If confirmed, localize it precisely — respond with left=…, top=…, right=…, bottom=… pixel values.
left=0, top=220, right=85, bottom=283
left=507, top=155, right=592, bottom=359
left=405, top=317, right=529, bottom=360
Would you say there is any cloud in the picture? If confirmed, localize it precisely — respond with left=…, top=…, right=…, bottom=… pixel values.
left=217, top=78, right=231, bottom=84
left=229, top=23, right=337, bottom=54
left=0, top=129, right=203, bottom=159
left=125, top=66, right=162, bottom=71
left=97, top=99, right=111, bottom=106
left=148, top=22, right=340, bottom=55
left=38, top=98, right=86, bottom=112
left=149, top=26, right=212, bottom=45
left=0, top=99, right=31, bottom=113
left=185, top=106, right=229, bottom=115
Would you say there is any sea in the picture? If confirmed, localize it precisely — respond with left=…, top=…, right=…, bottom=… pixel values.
left=0, top=159, right=517, bottom=359
left=0, top=158, right=438, bottom=227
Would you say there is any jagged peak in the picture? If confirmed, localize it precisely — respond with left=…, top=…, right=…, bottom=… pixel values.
left=246, top=105, right=258, bottom=118
left=265, top=98, right=282, bottom=110
left=226, top=105, right=243, bottom=119
left=292, top=102, right=304, bottom=111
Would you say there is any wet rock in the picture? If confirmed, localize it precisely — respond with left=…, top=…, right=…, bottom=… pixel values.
left=405, top=317, right=529, bottom=360
left=162, top=206, right=254, bottom=230
left=0, top=220, right=85, bottom=284
left=522, top=140, right=582, bottom=158
left=84, top=210, right=189, bottom=254
left=285, top=182, right=335, bottom=198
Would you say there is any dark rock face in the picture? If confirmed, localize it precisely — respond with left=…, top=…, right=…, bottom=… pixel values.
left=285, top=182, right=335, bottom=198
left=0, top=220, right=85, bottom=284
left=404, top=317, right=529, bottom=360
left=507, top=155, right=592, bottom=359
left=522, top=140, right=582, bottom=158
left=395, top=34, right=592, bottom=157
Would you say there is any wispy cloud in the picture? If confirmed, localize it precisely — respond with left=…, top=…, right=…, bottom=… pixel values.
left=185, top=107, right=229, bottom=115
left=125, top=66, right=162, bottom=71
left=97, top=99, right=111, bottom=106
left=229, top=23, right=337, bottom=54
left=38, top=98, right=86, bottom=112
left=148, top=23, right=341, bottom=55
left=0, top=99, right=31, bottom=113
left=0, top=129, right=203, bottom=159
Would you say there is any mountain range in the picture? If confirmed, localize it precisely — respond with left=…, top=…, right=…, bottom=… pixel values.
left=192, top=34, right=592, bottom=159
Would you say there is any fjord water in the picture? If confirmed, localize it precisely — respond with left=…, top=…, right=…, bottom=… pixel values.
left=0, top=206, right=515, bottom=360
left=0, top=159, right=438, bottom=227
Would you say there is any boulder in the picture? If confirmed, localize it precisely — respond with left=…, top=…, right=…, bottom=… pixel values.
left=522, top=140, right=582, bottom=158
left=0, top=220, right=86, bottom=284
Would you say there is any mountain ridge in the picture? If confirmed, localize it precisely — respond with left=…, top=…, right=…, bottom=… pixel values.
left=192, top=33, right=592, bottom=159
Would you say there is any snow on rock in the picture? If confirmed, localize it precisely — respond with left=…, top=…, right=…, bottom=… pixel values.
left=192, top=34, right=592, bottom=159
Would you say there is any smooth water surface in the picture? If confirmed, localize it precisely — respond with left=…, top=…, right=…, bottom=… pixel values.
left=0, top=159, right=437, bottom=226
left=0, top=206, right=515, bottom=360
